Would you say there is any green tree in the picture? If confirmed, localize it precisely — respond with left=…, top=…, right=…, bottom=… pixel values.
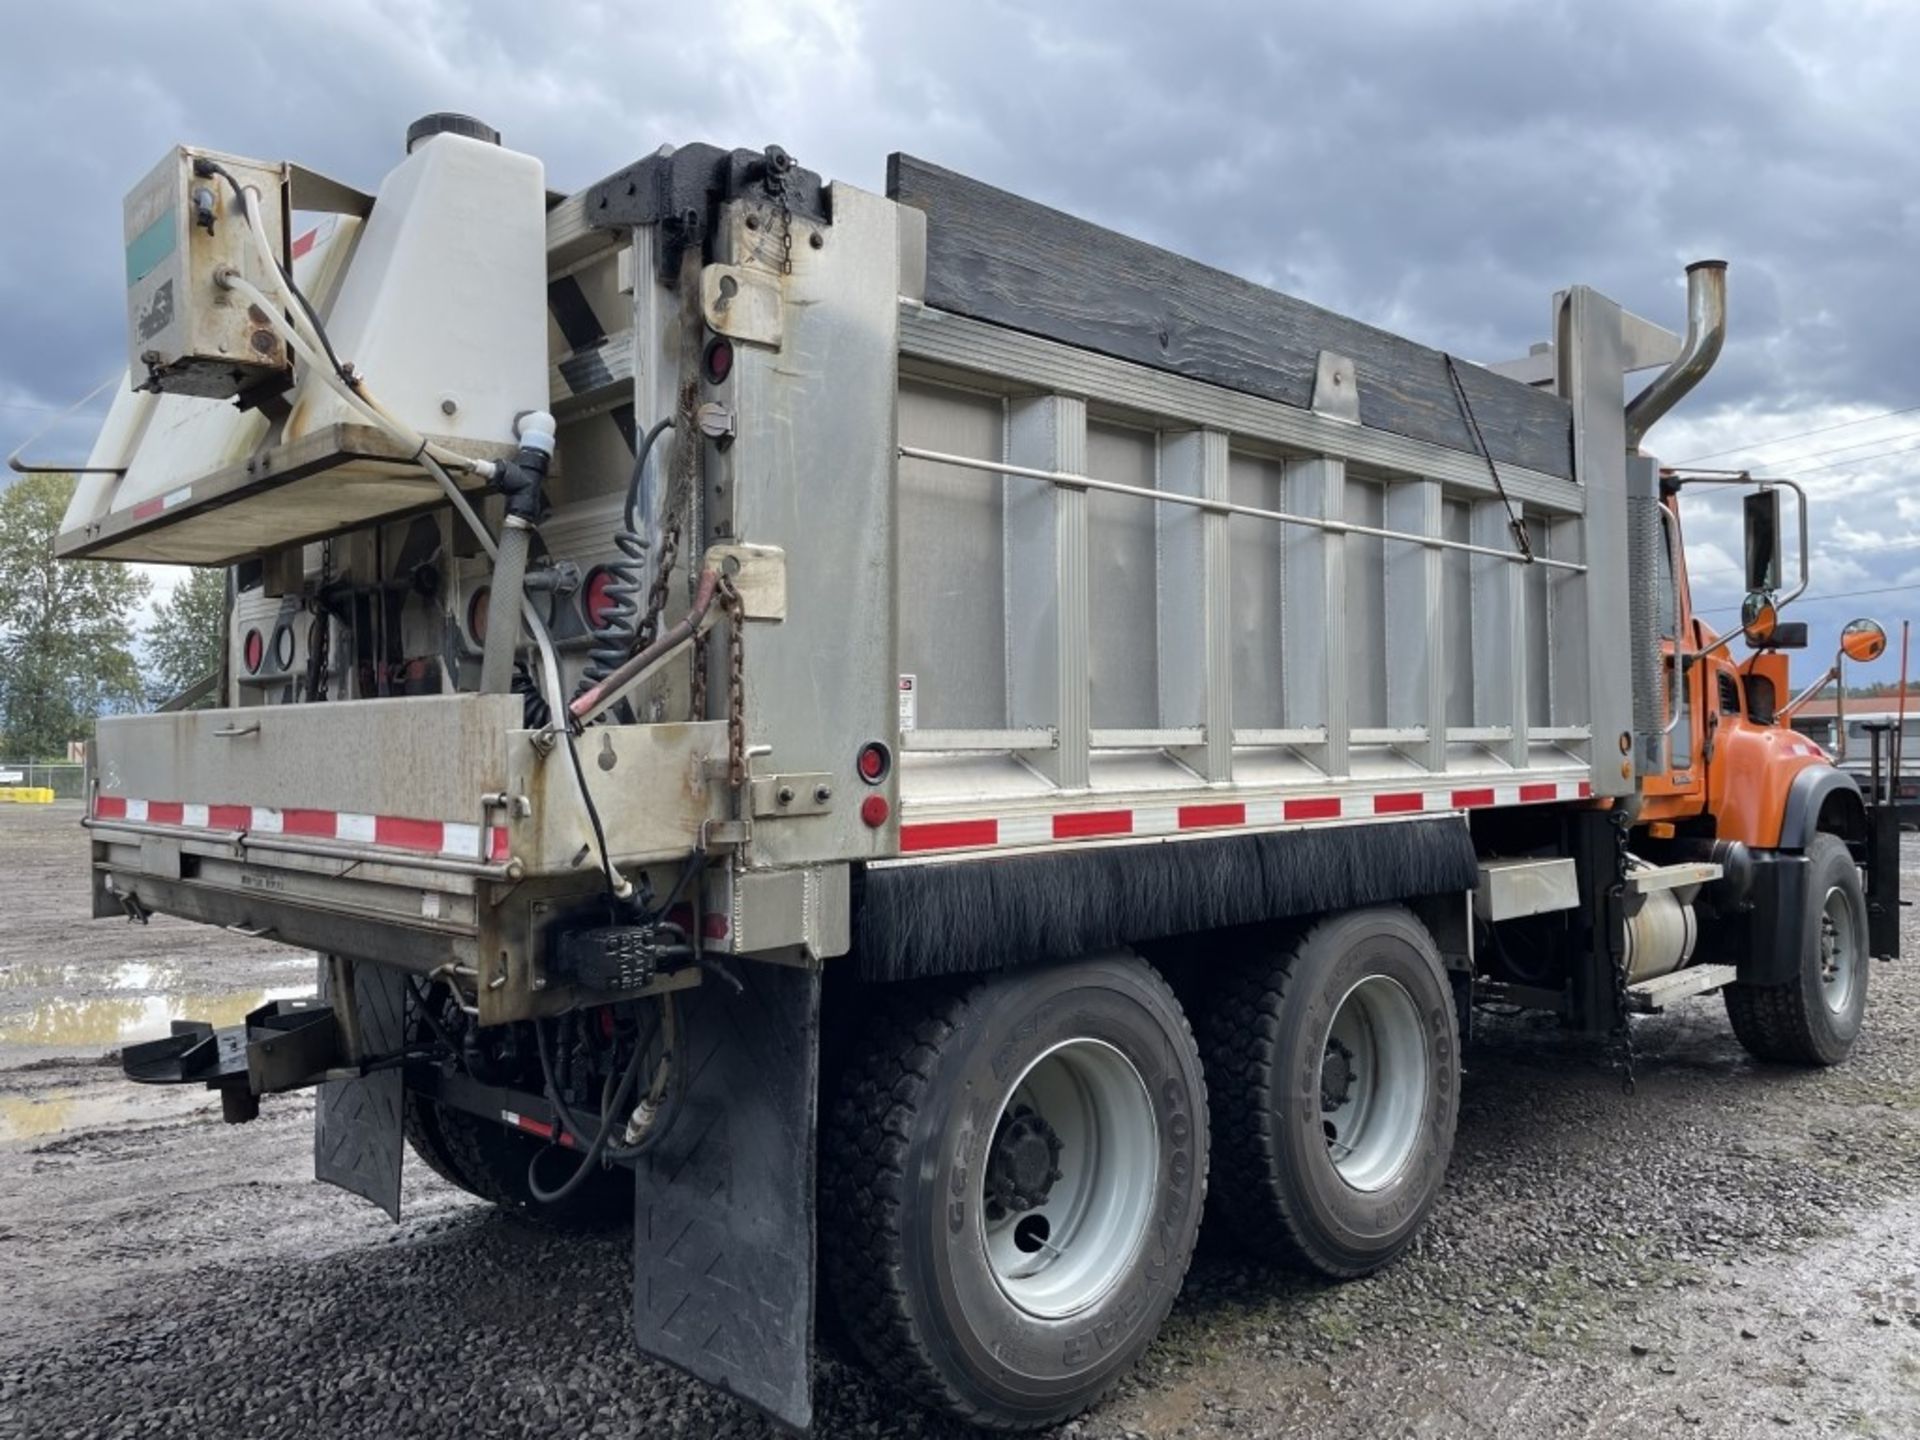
left=146, top=566, right=228, bottom=704
left=0, top=473, right=149, bottom=758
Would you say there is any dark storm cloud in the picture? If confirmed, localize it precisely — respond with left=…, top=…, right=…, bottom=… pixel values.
left=4, top=0, right=1916, bottom=671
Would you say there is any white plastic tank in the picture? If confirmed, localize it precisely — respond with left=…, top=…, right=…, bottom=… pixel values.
left=284, top=116, right=548, bottom=452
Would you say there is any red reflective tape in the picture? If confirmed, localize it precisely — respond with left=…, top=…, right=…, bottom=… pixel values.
left=1373, top=793, right=1424, bottom=815
left=1577, top=781, right=1593, bottom=798
left=208, top=804, right=251, bottom=830
left=146, top=801, right=184, bottom=825
left=1285, top=796, right=1342, bottom=822
left=489, top=826, right=510, bottom=861
left=94, top=795, right=126, bottom=819
left=1519, top=783, right=1558, bottom=804
left=290, top=228, right=318, bottom=260
left=1178, top=802, right=1246, bottom=830
left=281, top=808, right=336, bottom=838
left=374, top=815, right=443, bottom=853
left=131, top=498, right=166, bottom=520
left=1053, top=810, right=1132, bottom=840
left=1451, top=788, right=1496, bottom=808
left=899, top=819, right=999, bottom=853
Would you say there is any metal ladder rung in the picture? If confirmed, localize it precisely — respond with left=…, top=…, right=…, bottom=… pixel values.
left=1626, top=861, right=1721, bottom=896
left=1625, top=962, right=1738, bottom=1013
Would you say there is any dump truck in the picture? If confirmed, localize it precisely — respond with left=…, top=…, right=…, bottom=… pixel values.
left=43, top=115, right=1902, bottom=1432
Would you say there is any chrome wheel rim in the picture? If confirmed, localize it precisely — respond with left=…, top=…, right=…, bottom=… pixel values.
left=1818, top=885, right=1861, bottom=1015
left=980, top=1038, right=1159, bottom=1320
left=1321, top=975, right=1429, bottom=1192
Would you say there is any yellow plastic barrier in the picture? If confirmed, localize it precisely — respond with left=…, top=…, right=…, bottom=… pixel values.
left=0, top=787, right=56, bottom=804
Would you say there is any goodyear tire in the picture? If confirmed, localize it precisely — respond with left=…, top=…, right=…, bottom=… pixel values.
left=1200, top=907, right=1459, bottom=1277
left=1725, top=832, right=1869, bottom=1066
left=820, top=955, right=1208, bottom=1432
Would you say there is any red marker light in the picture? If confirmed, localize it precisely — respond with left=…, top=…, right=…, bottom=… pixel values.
left=582, top=567, right=619, bottom=630
left=860, top=794, right=891, bottom=828
left=857, top=741, right=891, bottom=785
left=467, top=587, right=490, bottom=643
left=704, top=336, right=734, bottom=385
left=243, top=628, right=264, bottom=673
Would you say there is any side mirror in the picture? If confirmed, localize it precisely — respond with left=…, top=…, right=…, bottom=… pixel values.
left=1740, top=590, right=1777, bottom=647
left=1840, top=616, right=1888, bottom=663
left=1743, top=488, right=1782, bottom=593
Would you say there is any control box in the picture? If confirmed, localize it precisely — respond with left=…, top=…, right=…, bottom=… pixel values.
left=124, top=146, right=293, bottom=398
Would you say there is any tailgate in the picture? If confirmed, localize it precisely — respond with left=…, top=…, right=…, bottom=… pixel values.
left=86, top=695, right=730, bottom=1006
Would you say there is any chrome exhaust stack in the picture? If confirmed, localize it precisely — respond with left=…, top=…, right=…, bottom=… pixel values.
left=1624, top=259, right=1727, bottom=453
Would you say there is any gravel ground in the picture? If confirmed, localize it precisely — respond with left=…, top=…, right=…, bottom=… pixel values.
left=3, top=802, right=1920, bottom=1438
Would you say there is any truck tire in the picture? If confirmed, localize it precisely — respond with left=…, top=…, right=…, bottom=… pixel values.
left=1200, top=907, right=1459, bottom=1278
left=820, top=954, right=1208, bottom=1432
left=1724, top=832, right=1869, bottom=1065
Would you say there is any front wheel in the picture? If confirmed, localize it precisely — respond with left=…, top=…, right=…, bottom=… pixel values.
left=820, top=955, right=1208, bottom=1432
left=1724, top=832, right=1869, bottom=1065
left=1200, top=907, right=1460, bottom=1277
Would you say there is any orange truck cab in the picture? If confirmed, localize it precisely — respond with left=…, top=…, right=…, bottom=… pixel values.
left=1630, top=477, right=1904, bottom=1014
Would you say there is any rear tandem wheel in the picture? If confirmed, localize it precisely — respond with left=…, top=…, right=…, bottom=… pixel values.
left=820, top=953, right=1209, bottom=1432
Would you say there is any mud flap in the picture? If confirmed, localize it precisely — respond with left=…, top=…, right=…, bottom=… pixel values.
left=314, top=955, right=406, bottom=1220
left=632, top=960, right=820, bottom=1431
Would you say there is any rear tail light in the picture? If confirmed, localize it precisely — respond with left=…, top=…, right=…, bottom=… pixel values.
left=242, top=628, right=264, bottom=673
left=703, top=336, right=734, bottom=385
left=582, top=567, right=619, bottom=630
left=857, top=741, right=891, bottom=785
left=467, top=587, right=490, bottom=643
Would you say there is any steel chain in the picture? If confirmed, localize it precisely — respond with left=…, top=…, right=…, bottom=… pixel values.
left=764, top=145, right=795, bottom=276
left=1609, top=812, right=1636, bottom=1094
left=720, top=575, right=747, bottom=788
left=634, top=517, right=682, bottom=652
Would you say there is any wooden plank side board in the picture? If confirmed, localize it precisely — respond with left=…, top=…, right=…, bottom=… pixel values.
left=887, top=154, right=1574, bottom=482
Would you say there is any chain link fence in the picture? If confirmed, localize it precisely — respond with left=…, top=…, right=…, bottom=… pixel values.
left=0, top=762, right=85, bottom=799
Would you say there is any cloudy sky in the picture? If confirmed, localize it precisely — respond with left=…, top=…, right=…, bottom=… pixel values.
left=4, top=0, right=1918, bottom=689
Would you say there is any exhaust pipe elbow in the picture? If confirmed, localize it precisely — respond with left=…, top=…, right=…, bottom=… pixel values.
left=1624, top=259, right=1727, bottom=453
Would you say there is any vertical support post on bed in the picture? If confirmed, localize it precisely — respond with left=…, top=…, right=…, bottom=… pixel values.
left=1006, top=393, right=1090, bottom=790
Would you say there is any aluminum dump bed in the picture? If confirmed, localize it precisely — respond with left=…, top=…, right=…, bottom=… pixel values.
left=79, top=141, right=1649, bottom=1016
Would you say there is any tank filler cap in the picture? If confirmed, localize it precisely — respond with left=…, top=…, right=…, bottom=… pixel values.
left=406, top=113, right=502, bottom=152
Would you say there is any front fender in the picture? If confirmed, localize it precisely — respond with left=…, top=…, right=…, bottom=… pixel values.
left=1778, top=765, right=1865, bottom=853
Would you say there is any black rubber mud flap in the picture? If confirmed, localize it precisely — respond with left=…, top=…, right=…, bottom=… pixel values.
left=314, top=956, right=407, bottom=1221
left=633, top=961, right=820, bottom=1431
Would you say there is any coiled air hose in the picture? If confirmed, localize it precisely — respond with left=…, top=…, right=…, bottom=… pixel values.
left=578, top=417, right=675, bottom=701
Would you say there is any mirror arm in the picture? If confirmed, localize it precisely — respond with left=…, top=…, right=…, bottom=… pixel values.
left=1780, top=663, right=1839, bottom=722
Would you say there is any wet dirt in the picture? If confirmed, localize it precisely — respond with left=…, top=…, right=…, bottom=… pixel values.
left=2, top=800, right=1919, bottom=1438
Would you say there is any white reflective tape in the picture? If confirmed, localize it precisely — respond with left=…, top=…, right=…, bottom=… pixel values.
left=181, top=803, right=209, bottom=828
left=336, top=813, right=376, bottom=844
left=997, top=813, right=1052, bottom=847
left=125, top=798, right=149, bottom=822
left=250, top=807, right=284, bottom=834
left=1245, top=798, right=1286, bottom=827
left=1492, top=785, right=1522, bottom=808
left=1133, top=806, right=1179, bottom=836
left=440, top=822, right=482, bottom=858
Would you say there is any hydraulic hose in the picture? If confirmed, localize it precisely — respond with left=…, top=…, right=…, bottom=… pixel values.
left=526, top=1024, right=648, bottom=1205
left=479, top=519, right=533, bottom=694
left=529, top=995, right=681, bottom=1202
